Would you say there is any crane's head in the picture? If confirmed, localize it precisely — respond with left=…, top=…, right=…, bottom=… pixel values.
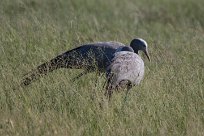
left=130, top=38, right=150, bottom=61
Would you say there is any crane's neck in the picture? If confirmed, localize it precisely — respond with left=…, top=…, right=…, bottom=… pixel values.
left=134, top=49, right=139, bottom=54
left=130, top=45, right=140, bottom=54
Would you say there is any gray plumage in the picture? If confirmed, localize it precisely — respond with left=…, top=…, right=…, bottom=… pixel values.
left=21, top=38, right=150, bottom=86
left=105, top=39, right=149, bottom=98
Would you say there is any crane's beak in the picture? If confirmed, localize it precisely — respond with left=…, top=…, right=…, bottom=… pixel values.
left=144, top=50, right=150, bottom=61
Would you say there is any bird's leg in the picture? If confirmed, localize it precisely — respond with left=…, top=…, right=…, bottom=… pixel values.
left=104, top=84, right=113, bottom=101
left=124, top=87, right=130, bottom=102
left=125, top=84, right=132, bottom=101
left=121, top=84, right=132, bottom=110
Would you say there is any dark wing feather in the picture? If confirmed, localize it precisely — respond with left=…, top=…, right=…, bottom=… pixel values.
left=21, top=42, right=123, bottom=86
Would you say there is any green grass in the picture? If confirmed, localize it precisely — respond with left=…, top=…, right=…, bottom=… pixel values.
left=0, top=0, right=204, bottom=135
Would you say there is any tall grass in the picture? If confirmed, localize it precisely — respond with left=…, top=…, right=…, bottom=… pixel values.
left=0, top=0, right=204, bottom=135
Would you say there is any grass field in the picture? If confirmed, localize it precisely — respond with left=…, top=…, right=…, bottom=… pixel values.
left=0, top=0, right=204, bottom=135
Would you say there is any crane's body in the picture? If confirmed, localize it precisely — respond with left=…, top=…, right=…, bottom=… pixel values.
left=21, top=38, right=150, bottom=87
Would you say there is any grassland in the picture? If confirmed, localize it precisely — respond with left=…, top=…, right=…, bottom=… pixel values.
left=0, top=0, right=204, bottom=135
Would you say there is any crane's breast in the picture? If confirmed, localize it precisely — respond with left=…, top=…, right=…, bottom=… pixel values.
left=107, top=51, right=144, bottom=86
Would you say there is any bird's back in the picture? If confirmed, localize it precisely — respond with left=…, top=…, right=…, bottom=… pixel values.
left=61, top=41, right=126, bottom=71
